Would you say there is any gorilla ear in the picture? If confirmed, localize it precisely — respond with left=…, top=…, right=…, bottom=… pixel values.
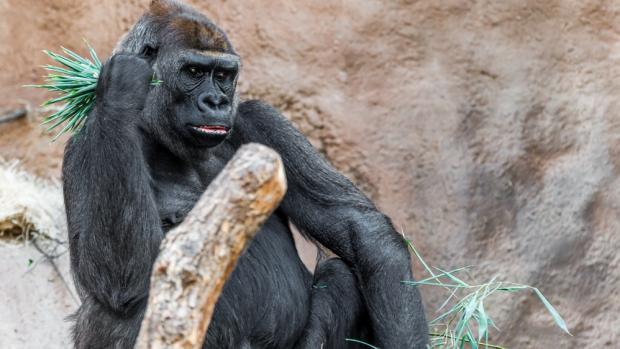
left=140, top=44, right=159, bottom=61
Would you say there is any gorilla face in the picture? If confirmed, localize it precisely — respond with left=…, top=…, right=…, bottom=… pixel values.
left=120, top=0, right=241, bottom=153
left=165, top=49, right=240, bottom=148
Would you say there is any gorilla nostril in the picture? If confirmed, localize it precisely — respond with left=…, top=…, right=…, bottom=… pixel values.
left=205, top=97, right=217, bottom=109
left=199, top=92, right=230, bottom=112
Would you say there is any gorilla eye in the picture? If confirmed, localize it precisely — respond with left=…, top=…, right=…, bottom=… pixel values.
left=187, top=66, right=204, bottom=78
left=214, top=71, right=227, bottom=81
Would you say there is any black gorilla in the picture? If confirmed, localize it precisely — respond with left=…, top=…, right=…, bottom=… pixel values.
left=62, top=1, right=428, bottom=348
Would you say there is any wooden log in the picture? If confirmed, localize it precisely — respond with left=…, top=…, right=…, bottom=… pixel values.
left=134, top=143, right=287, bottom=349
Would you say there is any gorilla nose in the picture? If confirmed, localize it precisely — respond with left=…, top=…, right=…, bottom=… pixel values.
left=198, top=92, right=230, bottom=114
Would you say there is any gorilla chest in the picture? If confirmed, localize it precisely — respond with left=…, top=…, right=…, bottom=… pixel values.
left=151, top=171, right=205, bottom=230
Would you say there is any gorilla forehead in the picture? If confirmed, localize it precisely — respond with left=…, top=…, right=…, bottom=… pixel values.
left=117, top=0, right=235, bottom=55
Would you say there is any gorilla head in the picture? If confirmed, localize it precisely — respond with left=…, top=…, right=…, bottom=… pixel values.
left=117, top=0, right=241, bottom=154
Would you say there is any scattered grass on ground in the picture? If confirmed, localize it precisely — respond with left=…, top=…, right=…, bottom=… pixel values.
left=403, top=239, right=571, bottom=349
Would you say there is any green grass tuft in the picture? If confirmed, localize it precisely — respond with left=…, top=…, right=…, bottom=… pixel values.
left=402, top=239, right=571, bottom=349
left=27, top=44, right=101, bottom=140
left=28, top=43, right=161, bottom=141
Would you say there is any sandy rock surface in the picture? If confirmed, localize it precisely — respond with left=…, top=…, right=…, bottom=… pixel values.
left=0, top=245, right=76, bottom=349
left=1, top=0, right=619, bottom=348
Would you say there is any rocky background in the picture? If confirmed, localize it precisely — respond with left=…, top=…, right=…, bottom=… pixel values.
left=1, top=0, right=619, bottom=348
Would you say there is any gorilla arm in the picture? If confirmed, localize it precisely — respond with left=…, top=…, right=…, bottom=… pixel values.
left=232, top=100, right=429, bottom=348
left=63, top=55, right=163, bottom=316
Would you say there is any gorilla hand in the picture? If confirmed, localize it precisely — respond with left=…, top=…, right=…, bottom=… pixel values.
left=95, top=54, right=154, bottom=114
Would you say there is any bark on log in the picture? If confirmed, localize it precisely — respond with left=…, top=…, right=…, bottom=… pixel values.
left=134, top=143, right=287, bottom=349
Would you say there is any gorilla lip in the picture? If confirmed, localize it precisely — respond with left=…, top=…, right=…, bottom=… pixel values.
left=191, top=125, right=229, bottom=135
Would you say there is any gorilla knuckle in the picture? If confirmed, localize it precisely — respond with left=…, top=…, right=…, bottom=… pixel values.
left=108, top=55, right=152, bottom=81
left=96, top=54, right=153, bottom=112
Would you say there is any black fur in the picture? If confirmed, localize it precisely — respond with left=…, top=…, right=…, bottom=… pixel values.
left=62, top=1, right=428, bottom=348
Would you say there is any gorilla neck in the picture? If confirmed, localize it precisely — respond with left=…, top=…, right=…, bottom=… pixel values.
left=141, top=133, right=234, bottom=189
left=142, top=123, right=207, bottom=158
left=142, top=133, right=237, bottom=230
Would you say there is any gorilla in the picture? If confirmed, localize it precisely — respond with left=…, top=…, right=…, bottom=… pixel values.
left=62, top=1, right=428, bottom=348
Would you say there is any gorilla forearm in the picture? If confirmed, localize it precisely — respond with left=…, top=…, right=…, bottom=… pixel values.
left=233, top=100, right=429, bottom=347
left=63, top=90, right=163, bottom=316
left=352, top=214, right=429, bottom=346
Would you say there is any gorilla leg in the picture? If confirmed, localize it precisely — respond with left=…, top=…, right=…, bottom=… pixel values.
left=295, top=258, right=370, bottom=349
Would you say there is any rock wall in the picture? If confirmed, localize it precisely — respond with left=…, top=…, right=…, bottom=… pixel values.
left=1, top=0, right=619, bottom=348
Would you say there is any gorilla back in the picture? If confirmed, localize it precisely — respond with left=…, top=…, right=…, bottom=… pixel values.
left=62, top=1, right=428, bottom=348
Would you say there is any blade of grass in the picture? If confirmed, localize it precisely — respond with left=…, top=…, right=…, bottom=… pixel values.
left=532, top=287, right=571, bottom=335
left=429, top=333, right=507, bottom=349
left=85, top=41, right=102, bottom=68
left=345, top=338, right=380, bottom=349
left=405, top=239, right=436, bottom=277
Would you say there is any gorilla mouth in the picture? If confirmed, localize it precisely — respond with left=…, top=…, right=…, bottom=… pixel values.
left=190, top=125, right=229, bottom=136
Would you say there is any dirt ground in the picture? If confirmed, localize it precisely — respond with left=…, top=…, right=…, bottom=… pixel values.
left=1, top=0, right=619, bottom=348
